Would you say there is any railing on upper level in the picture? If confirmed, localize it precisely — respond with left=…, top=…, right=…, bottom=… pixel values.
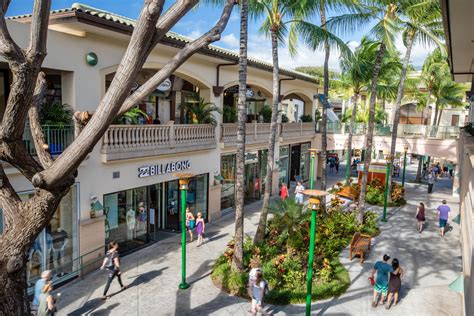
left=23, top=124, right=74, bottom=156
left=323, top=122, right=460, bottom=139
left=101, top=124, right=216, bottom=161
left=280, top=122, right=316, bottom=139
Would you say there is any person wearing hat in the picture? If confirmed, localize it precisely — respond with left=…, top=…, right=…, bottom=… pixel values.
left=436, top=200, right=451, bottom=237
left=371, top=254, right=394, bottom=308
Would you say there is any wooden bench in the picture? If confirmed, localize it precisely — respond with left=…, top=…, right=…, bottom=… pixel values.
left=349, top=232, right=371, bottom=263
left=336, top=186, right=359, bottom=201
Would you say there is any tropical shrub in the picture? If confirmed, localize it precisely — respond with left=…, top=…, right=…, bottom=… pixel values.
left=259, top=105, right=272, bottom=123
left=300, top=114, right=313, bottom=122
left=39, top=102, right=73, bottom=126
left=212, top=200, right=379, bottom=304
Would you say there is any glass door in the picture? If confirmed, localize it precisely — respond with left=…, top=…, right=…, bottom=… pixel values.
left=165, top=180, right=180, bottom=231
left=148, top=184, right=162, bottom=241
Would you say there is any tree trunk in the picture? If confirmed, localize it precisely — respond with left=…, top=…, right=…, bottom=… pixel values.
left=424, top=88, right=432, bottom=125
left=358, top=43, right=386, bottom=223
left=320, top=6, right=329, bottom=204
left=345, top=93, right=359, bottom=183
left=432, top=103, right=439, bottom=126
left=254, top=30, right=279, bottom=244
left=387, top=32, right=414, bottom=202
left=437, top=108, right=443, bottom=126
left=415, top=155, right=422, bottom=182
left=232, top=0, right=248, bottom=271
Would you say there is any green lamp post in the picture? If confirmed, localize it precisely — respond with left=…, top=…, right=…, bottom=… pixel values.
left=382, top=156, right=392, bottom=222
left=175, top=173, right=194, bottom=290
left=303, top=157, right=328, bottom=316
left=401, top=145, right=408, bottom=187
left=309, top=148, right=317, bottom=190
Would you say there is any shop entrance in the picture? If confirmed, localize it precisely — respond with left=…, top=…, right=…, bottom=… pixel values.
left=290, top=144, right=302, bottom=184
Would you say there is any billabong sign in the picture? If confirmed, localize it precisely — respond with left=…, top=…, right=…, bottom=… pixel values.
left=138, top=160, right=191, bottom=178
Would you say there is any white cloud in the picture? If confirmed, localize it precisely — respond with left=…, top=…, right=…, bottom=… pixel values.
left=219, top=33, right=240, bottom=49
left=187, top=30, right=202, bottom=39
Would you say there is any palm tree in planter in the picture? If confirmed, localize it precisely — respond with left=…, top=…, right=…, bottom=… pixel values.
left=179, top=96, right=221, bottom=126
left=251, top=0, right=350, bottom=244
left=327, top=0, right=406, bottom=223
left=387, top=0, right=445, bottom=200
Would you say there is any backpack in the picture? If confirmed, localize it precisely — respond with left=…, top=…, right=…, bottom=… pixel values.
left=262, top=280, right=269, bottom=295
left=104, top=251, right=114, bottom=269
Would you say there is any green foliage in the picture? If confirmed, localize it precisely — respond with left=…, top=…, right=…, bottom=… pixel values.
left=113, top=107, right=148, bottom=125
left=39, top=103, right=72, bottom=126
left=281, top=113, right=289, bottom=123
left=259, top=105, right=272, bottom=123
left=314, top=109, right=322, bottom=123
left=179, top=94, right=221, bottom=126
left=212, top=199, right=379, bottom=304
left=299, top=114, right=313, bottom=122
left=223, top=105, right=236, bottom=123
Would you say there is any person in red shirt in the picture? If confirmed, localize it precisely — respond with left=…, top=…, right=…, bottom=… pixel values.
left=280, top=182, right=288, bottom=201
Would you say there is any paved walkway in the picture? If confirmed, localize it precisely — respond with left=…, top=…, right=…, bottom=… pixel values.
left=56, top=164, right=462, bottom=315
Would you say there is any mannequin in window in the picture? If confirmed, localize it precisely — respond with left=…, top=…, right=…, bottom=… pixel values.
left=51, top=220, right=69, bottom=277
left=126, top=208, right=136, bottom=240
left=136, top=202, right=147, bottom=236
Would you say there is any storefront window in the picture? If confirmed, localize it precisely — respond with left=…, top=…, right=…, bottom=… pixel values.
left=104, top=186, right=148, bottom=254
left=300, top=143, right=310, bottom=181
left=166, top=180, right=179, bottom=230
left=22, top=186, right=78, bottom=292
left=278, top=146, right=290, bottom=186
left=187, top=174, right=209, bottom=219
left=221, top=154, right=236, bottom=209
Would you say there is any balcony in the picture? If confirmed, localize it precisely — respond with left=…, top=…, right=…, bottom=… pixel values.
left=23, top=125, right=74, bottom=156
left=101, top=124, right=216, bottom=162
left=221, top=122, right=316, bottom=147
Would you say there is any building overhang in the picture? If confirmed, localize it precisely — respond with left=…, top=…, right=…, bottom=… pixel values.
left=441, top=0, right=474, bottom=82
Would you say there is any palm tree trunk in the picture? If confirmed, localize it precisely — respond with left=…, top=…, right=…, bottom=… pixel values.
left=358, top=42, right=386, bottom=223
left=415, top=155, right=422, bottom=182
left=387, top=32, right=415, bottom=202
left=254, top=29, right=279, bottom=244
left=345, top=93, right=358, bottom=183
left=424, top=88, right=432, bottom=125
left=437, top=108, right=443, bottom=126
left=320, top=5, right=329, bottom=202
left=232, top=0, right=248, bottom=271
left=432, top=103, right=439, bottom=126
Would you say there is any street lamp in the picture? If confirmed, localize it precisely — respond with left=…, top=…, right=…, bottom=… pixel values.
left=303, top=189, right=328, bottom=316
left=309, top=148, right=317, bottom=190
left=382, top=156, right=392, bottom=222
left=174, top=172, right=195, bottom=290
left=402, top=145, right=409, bottom=187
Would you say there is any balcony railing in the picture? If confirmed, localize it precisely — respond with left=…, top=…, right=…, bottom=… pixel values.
left=280, top=122, right=316, bottom=139
left=101, top=124, right=216, bottom=161
left=221, top=122, right=271, bottom=146
left=23, top=125, right=74, bottom=156
left=324, top=122, right=460, bottom=139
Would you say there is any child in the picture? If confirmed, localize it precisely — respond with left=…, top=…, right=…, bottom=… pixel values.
left=250, top=270, right=265, bottom=316
left=185, top=207, right=195, bottom=242
left=280, top=182, right=288, bottom=201
left=195, top=212, right=205, bottom=247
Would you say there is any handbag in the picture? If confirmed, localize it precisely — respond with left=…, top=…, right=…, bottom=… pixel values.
left=189, top=220, right=196, bottom=229
left=368, top=276, right=375, bottom=286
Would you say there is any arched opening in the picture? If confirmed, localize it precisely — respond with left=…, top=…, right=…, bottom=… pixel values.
left=222, top=84, right=272, bottom=123
left=281, top=92, right=312, bottom=122
left=105, top=69, right=211, bottom=124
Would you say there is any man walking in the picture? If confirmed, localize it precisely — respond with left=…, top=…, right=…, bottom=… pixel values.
left=437, top=200, right=451, bottom=237
left=427, top=172, right=434, bottom=194
left=371, top=254, right=394, bottom=307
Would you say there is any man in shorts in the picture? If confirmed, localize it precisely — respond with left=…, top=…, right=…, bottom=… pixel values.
left=371, top=254, right=394, bottom=307
left=437, top=200, right=451, bottom=237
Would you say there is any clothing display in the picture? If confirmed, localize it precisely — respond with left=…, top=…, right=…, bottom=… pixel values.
left=126, top=209, right=136, bottom=240
left=51, top=228, right=69, bottom=273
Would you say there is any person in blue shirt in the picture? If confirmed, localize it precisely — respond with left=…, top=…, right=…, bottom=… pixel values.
left=32, top=270, right=52, bottom=309
left=371, top=254, right=394, bottom=307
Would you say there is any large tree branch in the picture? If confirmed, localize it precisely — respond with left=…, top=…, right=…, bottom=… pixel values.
left=118, top=0, right=236, bottom=115
left=0, top=1, right=24, bottom=63
left=27, top=0, right=51, bottom=64
left=28, top=72, right=54, bottom=168
left=32, top=0, right=167, bottom=189
left=0, top=140, right=43, bottom=181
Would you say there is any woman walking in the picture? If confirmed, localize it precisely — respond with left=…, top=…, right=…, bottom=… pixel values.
left=250, top=270, right=265, bottom=316
left=185, top=207, right=195, bottom=242
left=195, top=212, right=205, bottom=247
left=100, top=241, right=127, bottom=300
left=415, top=202, right=426, bottom=233
left=386, top=258, right=404, bottom=309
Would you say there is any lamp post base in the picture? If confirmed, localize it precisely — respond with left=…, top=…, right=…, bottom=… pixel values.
left=381, top=218, right=387, bottom=222
left=179, top=282, right=190, bottom=290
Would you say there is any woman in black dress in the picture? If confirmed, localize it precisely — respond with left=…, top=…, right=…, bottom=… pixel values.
left=416, top=202, right=426, bottom=233
left=386, top=258, right=404, bottom=309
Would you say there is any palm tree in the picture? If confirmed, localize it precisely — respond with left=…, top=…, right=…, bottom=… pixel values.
left=387, top=0, right=444, bottom=199
left=231, top=0, right=249, bottom=272
left=432, top=80, right=465, bottom=126
left=252, top=0, right=318, bottom=244
left=179, top=96, right=221, bottom=125
left=328, top=1, right=403, bottom=222
left=421, top=48, right=449, bottom=124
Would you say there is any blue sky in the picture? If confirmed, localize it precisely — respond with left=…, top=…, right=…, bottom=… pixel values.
left=7, top=1, right=433, bottom=71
